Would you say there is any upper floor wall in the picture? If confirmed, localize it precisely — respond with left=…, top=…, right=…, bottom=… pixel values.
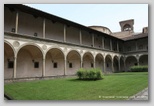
left=123, top=37, right=148, bottom=53
left=4, top=5, right=148, bottom=54
left=4, top=6, right=124, bottom=53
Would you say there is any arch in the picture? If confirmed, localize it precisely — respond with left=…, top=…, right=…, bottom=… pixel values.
left=120, top=56, right=125, bottom=72
left=123, top=24, right=131, bottom=31
left=45, top=46, right=65, bottom=57
left=45, top=48, right=65, bottom=76
left=105, top=54, right=112, bottom=73
left=139, top=54, right=148, bottom=66
left=17, top=44, right=43, bottom=78
left=66, top=49, right=81, bottom=58
left=4, top=40, right=15, bottom=55
left=95, top=53, right=104, bottom=72
left=17, top=43, right=44, bottom=57
left=83, top=52, right=94, bottom=69
left=125, top=56, right=137, bottom=71
left=4, top=42, right=15, bottom=79
left=67, top=50, right=81, bottom=75
left=113, top=55, right=119, bottom=72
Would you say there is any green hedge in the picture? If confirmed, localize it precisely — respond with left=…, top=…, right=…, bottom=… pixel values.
left=130, top=65, right=148, bottom=72
left=76, top=68, right=103, bottom=80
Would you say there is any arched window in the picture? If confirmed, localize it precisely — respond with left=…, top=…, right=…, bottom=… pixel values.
left=123, top=24, right=132, bottom=31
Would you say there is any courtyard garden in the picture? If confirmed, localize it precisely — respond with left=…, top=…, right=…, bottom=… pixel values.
left=4, top=71, right=148, bottom=100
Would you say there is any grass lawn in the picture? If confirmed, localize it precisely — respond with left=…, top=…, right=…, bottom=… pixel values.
left=4, top=72, right=148, bottom=100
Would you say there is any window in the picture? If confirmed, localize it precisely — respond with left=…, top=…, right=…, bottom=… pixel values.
left=69, top=63, right=72, bottom=68
left=53, top=62, right=57, bottom=68
left=91, top=63, right=93, bottom=68
left=123, top=24, right=132, bottom=31
left=8, top=61, right=14, bottom=68
left=34, top=62, right=39, bottom=68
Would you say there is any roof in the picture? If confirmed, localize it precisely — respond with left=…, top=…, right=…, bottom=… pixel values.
left=119, top=19, right=134, bottom=24
left=4, top=4, right=123, bottom=41
left=122, top=33, right=148, bottom=41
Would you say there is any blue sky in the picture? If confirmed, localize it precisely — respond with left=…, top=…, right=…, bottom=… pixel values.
left=25, top=4, right=148, bottom=32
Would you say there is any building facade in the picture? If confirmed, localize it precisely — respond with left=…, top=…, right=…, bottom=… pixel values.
left=4, top=4, right=148, bottom=80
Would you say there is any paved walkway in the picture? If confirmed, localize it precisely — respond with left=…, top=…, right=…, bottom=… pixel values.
left=128, top=87, right=148, bottom=100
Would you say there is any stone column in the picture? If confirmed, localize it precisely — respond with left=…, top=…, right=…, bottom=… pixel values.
left=102, top=37, right=104, bottom=49
left=13, top=56, right=17, bottom=78
left=124, top=57, right=126, bottom=72
left=80, top=58, right=83, bottom=68
left=64, top=56, right=67, bottom=75
left=112, top=59, right=114, bottom=72
left=118, top=59, right=121, bottom=71
left=123, top=42, right=125, bottom=52
left=104, top=60, right=106, bottom=74
left=64, top=25, right=66, bottom=42
left=43, top=18, right=46, bottom=39
left=93, top=59, right=95, bottom=68
left=92, top=34, right=94, bottom=47
left=110, top=39, right=112, bottom=51
left=79, top=29, right=82, bottom=45
left=15, top=11, right=19, bottom=34
left=137, top=57, right=140, bottom=66
left=117, top=41, right=119, bottom=52
left=42, top=57, right=45, bottom=77
left=135, top=40, right=138, bottom=51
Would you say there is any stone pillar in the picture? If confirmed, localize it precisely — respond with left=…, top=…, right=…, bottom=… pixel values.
left=93, top=59, right=95, bottom=68
left=64, top=56, right=67, bottom=75
left=15, top=11, right=19, bottom=34
left=135, top=40, right=138, bottom=51
left=102, top=37, right=104, bottom=49
left=42, top=57, right=45, bottom=77
left=117, top=41, right=119, bottom=52
left=13, top=56, right=17, bottom=78
left=110, top=39, right=112, bottom=51
left=64, top=25, right=66, bottom=42
left=104, top=61, right=106, bottom=74
left=43, top=18, right=46, bottom=39
left=79, top=29, right=82, bottom=45
left=123, top=42, right=125, bottom=52
left=124, top=57, right=126, bottom=72
left=92, top=34, right=94, bottom=47
left=118, top=59, right=121, bottom=71
left=112, top=59, right=114, bottom=72
left=137, top=57, right=140, bottom=66
left=80, top=58, right=83, bottom=68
